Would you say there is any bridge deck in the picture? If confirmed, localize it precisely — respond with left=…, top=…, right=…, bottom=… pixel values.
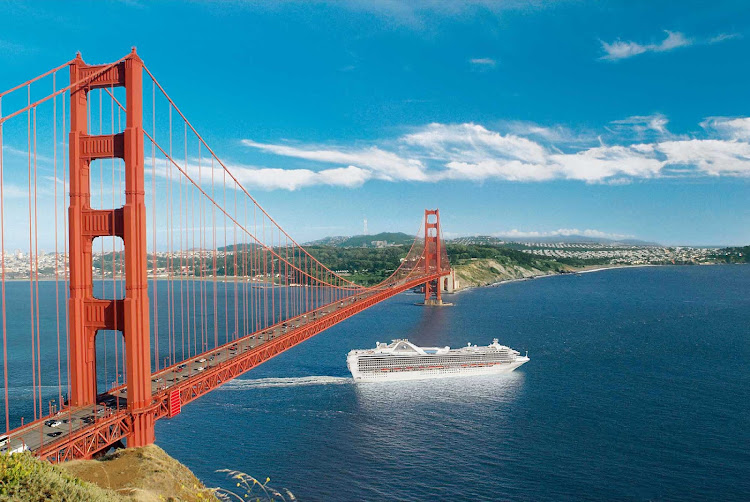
left=4, top=274, right=441, bottom=461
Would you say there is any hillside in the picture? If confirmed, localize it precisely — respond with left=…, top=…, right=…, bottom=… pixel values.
left=447, top=244, right=575, bottom=287
left=1, top=446, right=218, bottom=502
left=713, top=246, right=749, bottom=263
left=304, top=242, right=590, bottom=288
left=308, top=232, right=414, bottom=248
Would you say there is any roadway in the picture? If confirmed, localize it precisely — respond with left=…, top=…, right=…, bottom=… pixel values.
left=3, top=287, right=382, bottom=455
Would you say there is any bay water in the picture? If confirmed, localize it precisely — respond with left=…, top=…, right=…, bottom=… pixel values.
left=152, top=265, right=750, bottom=501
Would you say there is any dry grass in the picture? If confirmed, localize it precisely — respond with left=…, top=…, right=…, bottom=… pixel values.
left=215, top=470, right=295, bottom=502
left=61, top=444, right=220, bottom=502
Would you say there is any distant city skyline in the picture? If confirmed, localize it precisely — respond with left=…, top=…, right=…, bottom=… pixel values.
left=0, top=1, right=748, bottom=246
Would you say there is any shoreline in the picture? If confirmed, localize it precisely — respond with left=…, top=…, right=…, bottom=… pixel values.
left=453, top=263, right=688, bottom=293
left=0, top=262, right=739, bottom=285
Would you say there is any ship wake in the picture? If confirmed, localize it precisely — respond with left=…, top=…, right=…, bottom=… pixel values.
left=219, top=376, right=352, bottom=390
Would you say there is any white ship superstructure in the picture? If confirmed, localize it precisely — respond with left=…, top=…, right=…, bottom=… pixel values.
left=347, top=339, right=529, bottom=382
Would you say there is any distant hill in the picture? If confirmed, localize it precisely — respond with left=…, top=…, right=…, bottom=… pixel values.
left=305, top=235, right=350, bottom=247
left=307, top=232, right=414, bottom=248
left=306, top=232, right=659, bottom=248
left=505, top=235, right=660, bottom=246
left=216, top=242, right=263, bottom=252
left=452, top=234, right=659, bottom=246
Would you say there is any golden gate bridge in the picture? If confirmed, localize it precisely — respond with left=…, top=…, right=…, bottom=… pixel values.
left=0, top=50, right=452, bottom=461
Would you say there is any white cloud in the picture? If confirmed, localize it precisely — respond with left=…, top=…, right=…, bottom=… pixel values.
left=402, top=123, right=663, bottom=183
left=241, top=140, right=426, bottom=181
left=657, top=139, right=750, bottom=176
left=709, top=33, right=742, bottom=44
left=231, top=165, right=372, bottom=191
left=469, top=58, right=497, bottom=67
left=700, top=116, right=750, bottom=140
left=601, top=40, right=648, bottom=60
left=403, top=123, right=548, bottom=164
left=610, top=114, right=669, bottom=136
left=600, top=30, right=691, bottom=61
left=550, top=144, right=663, bottom=182
left=658, top=31, right=690, bottom=51
left=152, top=156, right=372, bottom=191
left=235, top=115, right=750, bottom=190
left=441, top=159, right=554, bottom=182
left=498, top=120, right=588, bottom=144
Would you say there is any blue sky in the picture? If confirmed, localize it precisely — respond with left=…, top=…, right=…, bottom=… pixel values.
left=1, top=0, right=749, bottom=246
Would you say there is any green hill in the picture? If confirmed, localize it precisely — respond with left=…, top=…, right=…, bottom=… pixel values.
left=308, top=232, right=414, bottom=248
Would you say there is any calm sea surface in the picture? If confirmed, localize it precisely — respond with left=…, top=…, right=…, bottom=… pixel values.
left=152, top=265, right=750, bottom=501
left=2, top=266, right=748, bottom=501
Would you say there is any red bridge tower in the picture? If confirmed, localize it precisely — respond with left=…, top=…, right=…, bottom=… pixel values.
left=68, top=49, right=154, bottom=447
left=423, top=209, right=451, bottom=306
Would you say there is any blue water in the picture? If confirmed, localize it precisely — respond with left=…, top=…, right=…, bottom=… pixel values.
left=148, top=266, right=750, bottom=501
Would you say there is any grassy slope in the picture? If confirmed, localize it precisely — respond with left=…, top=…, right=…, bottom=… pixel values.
left=1, top=452, right=125, bottom=502
left=1, top=445, right=219, bottom=502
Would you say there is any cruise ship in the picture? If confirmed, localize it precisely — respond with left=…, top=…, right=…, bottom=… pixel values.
left=347, top=339, right=529, bottom=382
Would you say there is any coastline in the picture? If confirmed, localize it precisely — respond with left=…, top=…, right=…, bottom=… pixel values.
left=455, top=263, right=674, bottom=293
left=0, top=262, right=737, bottom=285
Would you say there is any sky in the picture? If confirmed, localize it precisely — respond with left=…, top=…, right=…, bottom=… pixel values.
left=0, top=0, right=749, bottom=246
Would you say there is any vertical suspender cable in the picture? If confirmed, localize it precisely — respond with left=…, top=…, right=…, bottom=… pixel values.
left=62, top=84, right=70, bottom=404
left=178, top=125, right=184, bottom=363
left=212, top=157, right=217, bottom=349
left=233, top=182, right=238, bottom=339
left=166, top=106, right=173, bottom=365
left=190, top=152, right=197, bottom=356
left=53, top=72, right=63, bottom=408
left=99, top=89, right=107, bottom=388
left=253, top=204, right=257, bottom=332
left=0, top=94, right=9, bottom=431
left=33, top=107, right=43, bottom=416
left=184, top=122, right=192, bottom=358
left=197, top=144, right=203, bottom=352
left=27, top=86, right=37, bottom=421
left=152, top=80, right=158, bottom=371
left=118, top=107, right=126, bottom=382
left=270, top=215, right=274, bottom=326
left=111, top=85, right=119, bottom=390
left=223, top=169, right=228, bottom=344
left=243, top=196, right=248, bottom=337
